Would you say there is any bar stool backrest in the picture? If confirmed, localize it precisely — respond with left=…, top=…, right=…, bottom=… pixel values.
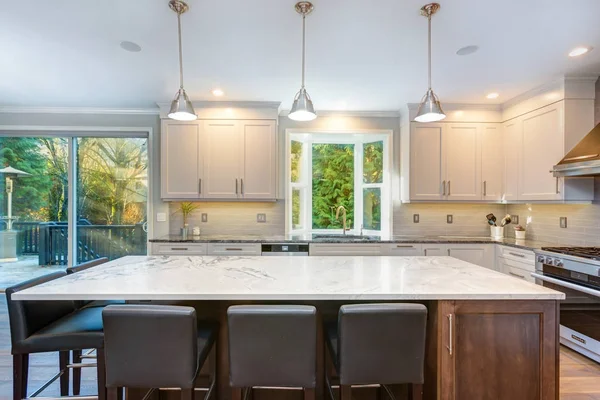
left=338, top=303, right=427, bottom=385
left=66, top=257, right=109, bottom=274
left=102, top=305, right=199, bottom=389
left=5, top=272, right=75, bottom=353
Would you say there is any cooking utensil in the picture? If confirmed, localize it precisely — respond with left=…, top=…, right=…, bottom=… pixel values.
left=486, top=213, right=496, bottom=223
left=487, top=219, right=496, bottom=226
left=500, top=214, right=512, bottom=227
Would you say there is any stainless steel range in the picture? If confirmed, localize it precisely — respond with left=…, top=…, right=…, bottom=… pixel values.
left=534, top=247, right=600, bottom=363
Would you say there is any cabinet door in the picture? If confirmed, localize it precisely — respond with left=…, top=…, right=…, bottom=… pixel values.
left=240, top=120, right=277, bottom=199
left=410, top=124, right=444, bottom=201
left=503, top=119, right=521, bottom=201
left=422, top=244, right=447, bottom=256
left=519, top=104, right=563, bottom=201
left=203, top=121, right=242, bottom=199
left=443, top=124, right=481, bottom=201
left=439, top=300, right=558, bottom=400
left=481, top=124, right=504, bottom=201
left=386, top=243, right=422, bottom=256
left=160, top=122, right=202, bottom=199
left=447, top=244, right=494, bottom=269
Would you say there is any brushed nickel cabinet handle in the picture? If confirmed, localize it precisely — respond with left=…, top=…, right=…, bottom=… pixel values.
left=171, top=247, right=188, bottom=251
left=396, top=245, right=414, bottom=248
left=225, top=248, right=243, bottom=251
left=508, top=252, right=525, bottom=258
left=235, top=179, right=238, bottom=195
left=483, top=181, right=487, bottom=196
left=199, top=179, right=202, bottom=194
left=556, top=177, right=560, bottom=194
left=447, top=314, right=453, bottom=355
left=241, top=178, right=244, bottom=195
left=442, top=181, right=446, bottom=196
left=448, top=181, right=451, bottom=196
left=509, top=271, right=525, bottom=279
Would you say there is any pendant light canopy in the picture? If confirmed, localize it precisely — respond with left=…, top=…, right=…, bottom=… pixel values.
left=168, top=0, right=197, bottom=121
left=415, top=3, right=446, bottom=123
left=289, top=2, right=317, bottom=122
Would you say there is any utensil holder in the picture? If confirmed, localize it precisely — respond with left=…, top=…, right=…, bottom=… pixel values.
left=490, top=226, right=504, bottom=238
left=514, top=230, right=526, bottom=240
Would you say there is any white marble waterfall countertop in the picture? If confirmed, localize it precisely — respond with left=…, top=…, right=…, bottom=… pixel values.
left=12, top=256, right=564, bottom=301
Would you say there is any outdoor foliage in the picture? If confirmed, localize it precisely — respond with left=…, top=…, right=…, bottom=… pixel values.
left=0, top=137, right=147, bottom=226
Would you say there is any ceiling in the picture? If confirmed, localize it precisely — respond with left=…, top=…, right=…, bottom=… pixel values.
left=1, top=0, right=600, bottom=111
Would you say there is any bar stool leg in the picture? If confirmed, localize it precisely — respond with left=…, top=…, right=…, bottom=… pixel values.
left=181, top=388, right=195, bottom=400
left=409, top=383, right=423, bottom=400
left=97, top=348, right=107, bottom=400
left=12, top=354, right=29, bottom=400
left=304, top=388, right=316, bottom=400
left=107, top=387, right=119, bottom=400
left=340, top=385, right=352, bottom=400
left=59, top=351, right=70, bottom=396
left=72, top=349, right=82, bottom=395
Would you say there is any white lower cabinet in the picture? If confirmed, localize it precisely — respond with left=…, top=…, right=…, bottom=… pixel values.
left=309, top=243, right=384, bottom=256
left=495, top=245, right=536, bottom=282
left=385, top=243, right=422, bottom=256
left=421, top=244, right=448, bottom=256
left=151, top=243, right=208, bottom=256
left=207, top=243, right=261, bottom=256
left=447, top=244, right=495, bottom=270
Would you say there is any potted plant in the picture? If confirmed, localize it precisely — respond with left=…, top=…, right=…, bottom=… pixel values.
left=514, top=225, right=526, bottom=240
left=173, top=202, right=199, bottom=239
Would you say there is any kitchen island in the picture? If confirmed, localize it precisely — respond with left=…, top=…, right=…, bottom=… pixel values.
left=14, top=256, right=564, bottom=400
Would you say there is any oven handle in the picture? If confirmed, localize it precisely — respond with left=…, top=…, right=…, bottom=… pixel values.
left=531, top=272, right=600, bottom=298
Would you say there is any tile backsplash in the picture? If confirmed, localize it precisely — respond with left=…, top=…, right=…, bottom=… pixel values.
left=393, top=203, right=507, bottom=237
left=169, top=201, right=285, bottom=236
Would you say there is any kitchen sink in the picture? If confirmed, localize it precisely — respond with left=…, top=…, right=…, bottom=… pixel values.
left=312, top=234, right=380, bottom=241
left=436, top=235, right=492, bottom=240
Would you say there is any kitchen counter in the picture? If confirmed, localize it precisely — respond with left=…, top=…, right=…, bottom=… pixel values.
left=150, top=234, right=555, bottom=251
left=12, top=255, right=563, bottom=301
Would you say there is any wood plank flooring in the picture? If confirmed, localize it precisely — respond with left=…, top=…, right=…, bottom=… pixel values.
left=0, top=294, right=597, bottom=399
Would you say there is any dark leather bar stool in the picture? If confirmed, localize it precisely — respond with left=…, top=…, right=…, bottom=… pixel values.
left=227, top=305, right=317, bottom=400
left=102, top=304, right=218, bottom=400
left=324, top=303, right=428, bottom=400
left=6, top=271, right=106, bottom=400
left=67, top=257, right=124, bottom=396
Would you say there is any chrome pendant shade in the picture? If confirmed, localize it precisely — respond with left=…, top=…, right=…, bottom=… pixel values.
left=414, top=3, right=446, bottom=123
left=288, top=2, right=317, bottom=122
left=168, top=0, right=197, bottom=121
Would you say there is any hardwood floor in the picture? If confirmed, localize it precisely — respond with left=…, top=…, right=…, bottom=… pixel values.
left=0, top=294, right=597, bottom=399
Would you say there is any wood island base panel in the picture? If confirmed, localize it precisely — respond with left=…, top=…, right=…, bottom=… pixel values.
left=12, top=256, right=563, bottom=400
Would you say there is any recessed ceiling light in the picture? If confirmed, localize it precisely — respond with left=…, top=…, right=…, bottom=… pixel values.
left=456, top=45, right=479, bottom=56
left=211, top=88, right=225, bottom=97
left=569, top=46, right=592, bottom=57
left=486, top=92, right=499, bottom=99
left=119, top=41, right=142, bottom=52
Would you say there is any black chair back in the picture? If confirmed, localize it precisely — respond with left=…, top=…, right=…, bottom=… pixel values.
left=102, top=305, right=199, bottom=389
left=5, top=272, right=76, bottom=354
left=66, top=257, right=109, bottom=275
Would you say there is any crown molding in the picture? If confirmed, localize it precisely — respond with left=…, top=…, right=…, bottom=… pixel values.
left=406, top=103, right=502, bottom=112
left=279, top=110, right=401, bottom=118
left=157, top=100, right=281, bottom=111
left=0, top=106, right=160, bottom=115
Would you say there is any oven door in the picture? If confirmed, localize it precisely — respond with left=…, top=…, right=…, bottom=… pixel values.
left=532, top=271, right=600, bottom=362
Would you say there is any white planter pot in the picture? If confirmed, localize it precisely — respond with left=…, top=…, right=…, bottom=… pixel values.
left=490, top=226, right=505, bottom=238
left=514, top=230, right=526, bottom=240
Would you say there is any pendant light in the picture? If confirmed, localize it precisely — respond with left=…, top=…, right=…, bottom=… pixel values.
left=414, top=3, right=446, bottom=123
left=289, top=2, right=317, bottom=121
left=168, top=0, right=197, bottom=121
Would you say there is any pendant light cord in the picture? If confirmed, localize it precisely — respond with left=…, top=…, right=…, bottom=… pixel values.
left=301, top=13, right=306, bottom=89
left=427, top=12, right=432, bottom=90
left=177, top=11, right=184, bottom=89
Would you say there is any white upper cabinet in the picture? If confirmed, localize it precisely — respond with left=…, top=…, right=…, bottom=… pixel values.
left=519, top=103, right=563, bottom=201
left=240, top=120, right=277, bottom=200
left=160, top=122, right=203, bottom=199
left=481, top=124, right=504, bottom=201
left=503, top=120, right=521, bottom=202
left=444, top=124, right=481, bottom=201
left=410, top=124, right=444, bottom=201
left=160, top=116, right=278, bottom=201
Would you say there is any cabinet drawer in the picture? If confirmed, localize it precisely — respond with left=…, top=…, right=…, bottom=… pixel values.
left=498, top=246, right=534, bottom=263
left=207, top=243, right=261, bottom=256
left=386, top=243, right=422, bottom=256
left=506, top=265, right=534, bottom=283
left=309, top=244, right=384, bottom=256
left=499, top=256, right=535, bottom=273
left=151, top=243, right=207, bottom=255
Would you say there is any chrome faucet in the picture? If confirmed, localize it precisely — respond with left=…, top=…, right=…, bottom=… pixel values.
left=335, top=206, right=351, bottom=235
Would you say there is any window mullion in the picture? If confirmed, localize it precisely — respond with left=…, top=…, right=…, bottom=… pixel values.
left=355, top=142, right=363, bottom=234
left=305, top=142, right=312, bottom=232
left=67, top=138, right=77, bottom=268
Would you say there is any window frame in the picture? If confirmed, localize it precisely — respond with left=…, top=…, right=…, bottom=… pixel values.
left=285, top=129, right=393, bottom=237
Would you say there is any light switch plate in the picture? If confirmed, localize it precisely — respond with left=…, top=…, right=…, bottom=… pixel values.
left=201, top=213, right=208, bottom=223
left=413, top=214, right=420, bottom=223
left=257, top=213, right=267, bottom=223
left=156, top=212, right=166, bottom=222
left=560, top=217, right=567, bottom=228
left=447, top=215, right=453, bottom=224
left=512, top=215, right=519, bottom=225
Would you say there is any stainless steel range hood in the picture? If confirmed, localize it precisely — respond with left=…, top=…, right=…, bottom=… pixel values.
left=553, top=123, right=600, bottom=177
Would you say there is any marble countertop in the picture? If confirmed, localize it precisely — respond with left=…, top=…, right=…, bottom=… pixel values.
left=12, top=255, right=564, bottom=301
left=149, top=234, right=554, bottom=251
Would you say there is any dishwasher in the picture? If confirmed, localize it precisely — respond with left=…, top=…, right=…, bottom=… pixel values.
left=261, top=243, right=309, bottom=256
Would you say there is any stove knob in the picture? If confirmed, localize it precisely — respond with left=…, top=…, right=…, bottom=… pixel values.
left=546, top=258, right=554, bottom=266
left=536, top=255, right=546, bottom=264
left=555, top=259, right=564, bottom=267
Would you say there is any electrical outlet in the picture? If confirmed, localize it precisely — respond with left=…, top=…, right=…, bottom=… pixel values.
left=156, top=212, right=166, bottom=222
left=413, top=214, right=420, bottom=223
left=447, top=215, right=453, bottom=224
left=560, top=217, right=567, bottom=228
left=512, top=215, right=519, bottom=225
left=201, top=213, right=208, bottom=223
left=257, top=213, right=267, bottom=223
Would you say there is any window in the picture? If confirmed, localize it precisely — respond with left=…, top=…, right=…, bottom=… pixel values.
left=287, top=131, right=391, bottom=236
